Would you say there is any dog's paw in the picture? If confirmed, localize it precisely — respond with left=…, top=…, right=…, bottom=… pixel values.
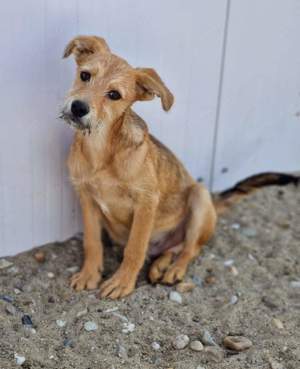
left=99, top=269, right=136, bottom=299
left=161, top=264, right=186, bottom=285
left=70, top=267, right=102, bottom=291
left=149, top=253, right=173, bottom=284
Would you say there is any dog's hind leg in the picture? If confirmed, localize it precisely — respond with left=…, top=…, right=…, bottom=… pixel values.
left=161, top=183, right=216, bottom=285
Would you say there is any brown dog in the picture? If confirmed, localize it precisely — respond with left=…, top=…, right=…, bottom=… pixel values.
left=61, top=35, right=217, bottom=299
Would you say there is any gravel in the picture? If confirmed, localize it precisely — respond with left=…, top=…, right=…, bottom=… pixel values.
left=0, top=184, right=299, bottom=368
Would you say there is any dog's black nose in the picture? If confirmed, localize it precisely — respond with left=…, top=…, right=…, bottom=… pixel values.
left=71, top=100, right=89, bottom=118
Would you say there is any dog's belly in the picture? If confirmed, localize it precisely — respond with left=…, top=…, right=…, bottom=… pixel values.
left=102, top=210, right=187, bottom=259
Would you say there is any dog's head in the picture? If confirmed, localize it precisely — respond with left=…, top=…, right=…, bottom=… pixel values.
left=61, top=35, right=174, bottom=133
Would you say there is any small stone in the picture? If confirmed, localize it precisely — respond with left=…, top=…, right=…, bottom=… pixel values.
left=47, top=272, right=55, bottom=279
left=122, top=322, right=135, bottom=334
left=8, top=266, right=19, bottom=275
left=228, top=266, right=239, bottom=276
left=84, top=321, right=98, bottom=332
left=290, top=280, right=300, bottom=288
left=205, top=275, right=216, bottom=285
left=116, top=344, right=127, bottom=359
left=34, top=251, right=45, bottom=263
left=203, top=346, right=224, bottom=363
left=201, top=330, right=217, bottom=346
left=14, top=353, right=26, bottom=366
left=173, top=334, right=190, bottom=349
left=229, top=295, right=238, bottom=305
left=5, top=304, right=17, bottom=315
left=169, top=291, right=182, bottom=304
left=22, top=314, right=33, bottom=327
left=190, top=340, right=204, bottom=351
left=267, top=357, right=283, bottom=369
left=196, top=366, right=206, bottom=369
left=231, top=223, right=240, bottom=230
left=0, top=295, right=14, bottom=303
left=66, top=266, right=79, bottom=273
left=0, top=259, right=13, bottom=269
left=192, top=275, right=203, bottom=287
left=176, top=282, right=195, bottom=293
left=241, top=227, right=257, bottom=238
left=223, top=336, right=252, bottom=351
left=248, top=253, right=256, bottom=261
left=56, top=319, right=66, bottom=328
left=76, top=308, right=88, bottom=318
left=151, top=341, right=161, bottom=351
left=272, top=318, right=284, bottom=329
left=63, top=338, right=74, bottom=348
left=224, top=259, right=234, bottom=267
left=14, top=288, right=21, bottom=295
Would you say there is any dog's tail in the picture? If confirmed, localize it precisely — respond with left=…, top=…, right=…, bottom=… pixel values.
left=212, top=172, right=300, bottom=215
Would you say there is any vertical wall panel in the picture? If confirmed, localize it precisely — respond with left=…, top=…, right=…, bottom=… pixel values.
left=0, top=0, right=226, bottom=256
left=212, top=0, right=300, bottom=191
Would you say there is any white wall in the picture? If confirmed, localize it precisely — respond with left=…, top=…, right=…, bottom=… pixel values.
left=0, top=0, right=299, bottom=256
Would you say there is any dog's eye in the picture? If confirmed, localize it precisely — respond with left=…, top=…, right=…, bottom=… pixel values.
left=107, top=90, right=122, bottom=100
left=80, top=71, right=91, bottom=82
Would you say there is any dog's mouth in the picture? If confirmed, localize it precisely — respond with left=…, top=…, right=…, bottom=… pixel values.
left=59, top=112, right=92, bottom=134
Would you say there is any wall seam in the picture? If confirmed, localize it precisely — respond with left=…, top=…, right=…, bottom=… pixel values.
left=209, top=0, right=231, bottom=190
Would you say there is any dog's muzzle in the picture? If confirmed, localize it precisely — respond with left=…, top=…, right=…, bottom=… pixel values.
left=60, top=100, right=91, bottom=131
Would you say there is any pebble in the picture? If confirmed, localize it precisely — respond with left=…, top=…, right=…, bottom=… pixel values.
left=34, top=251, right=45, bottom=263
left=22, top=315, right=33, bottom=327
left=223, top=336, right=253, bottom=351
left=229, top=295, right=239, bottom=305
left=151, top=341, right=161, bottom=351
left=0, top=259, right=13, bottom=269
left=0, top=295, right=14, bottom=303
left=176, top=282, right=195, bottom=293
left=192, top=275, right=203, bottom=287
left=241, top=227, right=257, bottom=238
left=5, top=304, right=17, bottom=315
left=63, top=338, right=74, bottom=348
left=203, top=346, right=224, bottom=363
left=47, top=272, right=55, bottom=279
left=169, top=291, right=183, bottom=304
left=14, top=353, right=26, bottom=366
left=272, top=318, right=284, bottom=329
left=231, top=223, right=240, bottom=230
left=224, top=259, right=234, bottom=267
left=14, top=288, right=22, bottom=295
left=290, top=280, right=300, bottom=288
left=248, top=253, right=256, bottom=261
left=196, top=367, right=206, bottom=369
left=268, top=358, right=283, bottom=369
left=122, top=322, right=135, bottom=334
left=229, top=266, right=239, bottom=276
left=190, top=340, right=204, bottom=351
left=116, top=344, right=128, bottom=359
left=56, top=319, right=66, bottom=328
left=84, top=321, right=98, bottom=332
left=76, top=308, right=88, bottom=318
left=205, top=275, right=217, bottom=285
left=66, top=266, right=80, bottom=273
left=173, top=334, right=190, bottom=349
left=201, top=330, right=217, bottom=346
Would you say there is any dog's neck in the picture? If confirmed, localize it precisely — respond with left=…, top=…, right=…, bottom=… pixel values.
left=79, top=111, right=132, bottom=169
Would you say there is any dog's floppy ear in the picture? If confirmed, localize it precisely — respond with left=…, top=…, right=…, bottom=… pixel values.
left=135, top=68, right=174, bottom=111
left=63, top=35, right=110, bottom=63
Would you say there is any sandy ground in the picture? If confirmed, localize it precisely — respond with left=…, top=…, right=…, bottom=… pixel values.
left=0, top=184, right=300, bottom=369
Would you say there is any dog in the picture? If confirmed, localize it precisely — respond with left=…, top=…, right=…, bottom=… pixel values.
left=61, top=35, right=299, bottom=299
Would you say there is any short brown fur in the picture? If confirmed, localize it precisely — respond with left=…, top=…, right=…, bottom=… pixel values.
left=62, top=35, right=217, bottom=299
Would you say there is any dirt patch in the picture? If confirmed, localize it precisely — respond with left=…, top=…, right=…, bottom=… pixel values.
left=0, top=184, right=300, bottom=369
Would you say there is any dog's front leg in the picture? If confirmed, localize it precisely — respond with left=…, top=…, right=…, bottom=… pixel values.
left=100, top=195, right=158, bottom=299
left=71, top=192, right=103, bottom=291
